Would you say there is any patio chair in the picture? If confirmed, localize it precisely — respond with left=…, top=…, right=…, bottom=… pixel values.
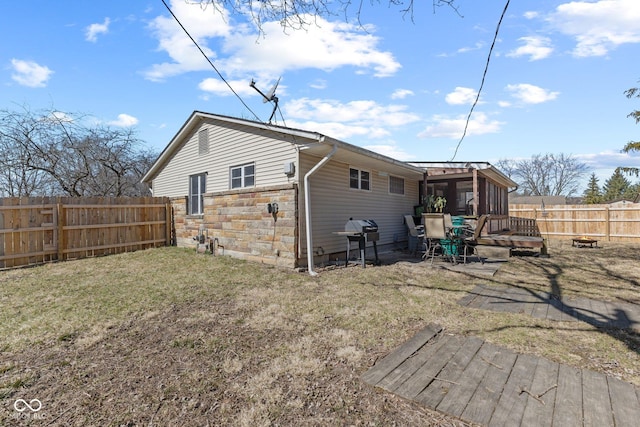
left=422, top=213, right=455, bottom=264
left=461, top=215, right=487, bottom=264
left=444, top=213, right=454, bottom=232
left=404, top=215, right=425, bottom=257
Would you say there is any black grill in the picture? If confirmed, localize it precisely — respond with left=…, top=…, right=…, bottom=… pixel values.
left=345, top=219, right=378, bottom=234
left=341, top=218, right=380, bottom=267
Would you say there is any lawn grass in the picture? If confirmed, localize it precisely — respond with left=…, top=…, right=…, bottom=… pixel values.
left=1, top=241, right=640, bottom=425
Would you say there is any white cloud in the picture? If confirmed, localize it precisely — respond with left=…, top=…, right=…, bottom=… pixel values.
left=547, top=0, right=640, bottom=57
left=10, top=59, right=53, bottom=88
left=507, top=36, right=553, bottom=61
left=524, top=11, right=539, bottom=19
left=285, top=98, right=419, bottom=127
left=576, top=150, right=640, bottom=169
left=282, top=97, right=420, bottom=140
left=198, top=77, right=257, bottom=97
left=144, top=1, right=231, bottom=81
left=505, top=83, right=559, bottom=104
left=108, top=114, right=139, bottom=127
left=418, top=112, right=504, bottom=139
left=145, top=2, right=399, bottom=82
left=457, top=42, right=485, bottom=54
left=572, top=150, right=640, bottom=186
left=445, top=87, right=478, bottom=105
left=220, top=18, right=400, bottom=78
left=41, top=111, right=74, bottom=124
left=437, top=42, right=484, bottom=57
left=391, top=89, right=414, bottom=100
left=287, top=119, right=389, bottom=140
left=363, top=142, right=414, bottom=161
left=86, top=18, right=110, bottom=42
left=310, top=79, right=327, bottom=90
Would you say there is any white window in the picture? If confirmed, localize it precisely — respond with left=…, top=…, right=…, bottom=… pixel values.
left=389, top=175, right=405, bottom=195
left=189, top=173, right=206, bottom=215
left=349, top=168, right=370, bottom=191
left=230, top=163, right=255, bottom=189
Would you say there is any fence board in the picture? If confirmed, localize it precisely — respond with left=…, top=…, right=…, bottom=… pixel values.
left=0, top=197, right=171, bottom=269
left=509, top=203, right=640, bottom=242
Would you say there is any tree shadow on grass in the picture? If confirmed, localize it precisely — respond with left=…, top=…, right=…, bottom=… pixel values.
left=370, top=248, right=640, bottom=356
left=452, top=263, right=640, bottom=356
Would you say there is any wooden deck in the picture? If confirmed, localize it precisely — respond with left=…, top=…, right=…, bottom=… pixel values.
left=476, top=234, right=544, bottom=249
left=458, top=284, right=640, bottom=331
left=362, top=324, right=640, bottom=426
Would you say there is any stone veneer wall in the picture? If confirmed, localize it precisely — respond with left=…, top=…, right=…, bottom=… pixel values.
left=171, top=184, right=298, bottom=267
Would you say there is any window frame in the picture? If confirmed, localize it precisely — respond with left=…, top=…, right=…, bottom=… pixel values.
left=230, top=162, right=256, bottom=189
left=188, top=173, right=206, bottom=216
left=349, top=167, right=371, bottom=191
left=388, top=175, right=405, bottom=195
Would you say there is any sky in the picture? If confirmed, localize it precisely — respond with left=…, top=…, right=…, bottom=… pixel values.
left=2, top=0, right=640, bottom=192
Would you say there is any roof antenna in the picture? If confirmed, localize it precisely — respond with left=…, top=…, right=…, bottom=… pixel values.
left=249, top=77, right=280, bottom=124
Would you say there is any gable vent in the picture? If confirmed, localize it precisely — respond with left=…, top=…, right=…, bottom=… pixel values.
left=198, top=129, right=209, bottom=155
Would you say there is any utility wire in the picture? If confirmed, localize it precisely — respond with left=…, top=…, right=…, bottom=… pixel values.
left=450, top=0, right=510, bottom=161
left=160, top=0, right=262, bottom=122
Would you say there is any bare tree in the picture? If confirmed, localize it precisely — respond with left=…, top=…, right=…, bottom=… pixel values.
left=0, top=126, right=54, bottom=197
left=495, top=158, right=517, bottom=180
left=0, top=106, right=157, bottom=197
left=187, top=0, right=463, bottom=33
left=497, top=153, right=589, bottom=197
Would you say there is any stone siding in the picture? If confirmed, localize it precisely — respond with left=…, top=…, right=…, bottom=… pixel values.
left=170, top=184, right=298, bottom=267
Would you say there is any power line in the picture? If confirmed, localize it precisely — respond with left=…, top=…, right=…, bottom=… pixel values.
left=160, top=0, right=261, bottom=122
left=450, top=0, right=510, bottom=161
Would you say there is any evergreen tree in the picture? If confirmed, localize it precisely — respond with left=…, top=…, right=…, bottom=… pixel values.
left=582, top=173, right=602, bottom=204
left=602, top=169, right=631, bottom=202
left=625, top=182, right=640, bottom=201
left=620, top=81, right=640, bottom=176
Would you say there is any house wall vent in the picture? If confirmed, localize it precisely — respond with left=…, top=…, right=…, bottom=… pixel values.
left=198, top=129, right=209, bottom=155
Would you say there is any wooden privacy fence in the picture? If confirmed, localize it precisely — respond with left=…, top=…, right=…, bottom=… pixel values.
left=0, top=197, right=172, bottom=269
left=510, top=203, right=640, bottom=242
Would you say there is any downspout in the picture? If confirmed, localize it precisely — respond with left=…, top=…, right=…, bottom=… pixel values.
left=304, top=138, right=335, bottom=276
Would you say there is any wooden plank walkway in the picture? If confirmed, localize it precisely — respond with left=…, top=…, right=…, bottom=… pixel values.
left=458, top=284, right=640, bottom=331
left=362, top=324, right=640, bottom=427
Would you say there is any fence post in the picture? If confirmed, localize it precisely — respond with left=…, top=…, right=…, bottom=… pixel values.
left=57, top=201, right=65, bottom=261
left=606, top=207, right=610, bottom=241
left=165, top=199, right=172, bottom=246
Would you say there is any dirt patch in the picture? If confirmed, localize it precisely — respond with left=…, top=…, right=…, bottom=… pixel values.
left=2, top=241, right=640, bottom=425
left=2, top=300, right=469, bottom=426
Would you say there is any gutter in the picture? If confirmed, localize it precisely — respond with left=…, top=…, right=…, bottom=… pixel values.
left=304, top=138, right=335, bottom=276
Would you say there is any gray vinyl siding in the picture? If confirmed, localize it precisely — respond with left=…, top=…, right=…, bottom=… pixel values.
left=299, top=153, right=419, bottom=257
left=152, top=118, right=298, bottom=197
